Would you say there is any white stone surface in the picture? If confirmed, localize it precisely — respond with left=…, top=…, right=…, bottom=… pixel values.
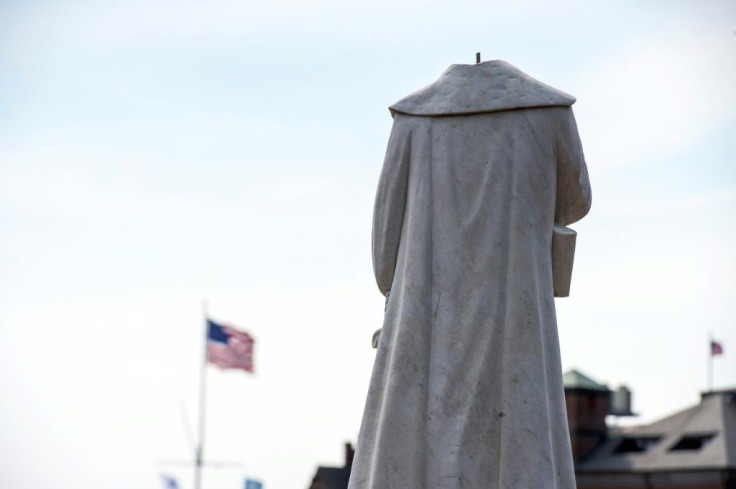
left=349, top=60, right=591, bottom=489
left=388, top=59, right=576, bottom=117
left=552, top=225, right=578, bottom=298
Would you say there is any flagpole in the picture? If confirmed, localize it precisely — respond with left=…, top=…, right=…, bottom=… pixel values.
left=708, top=331, right=713, bottom=392
left=196, top=300, right=209, bottom=489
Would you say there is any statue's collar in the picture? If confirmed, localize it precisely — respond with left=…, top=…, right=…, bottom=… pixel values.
left=389, top=60, right=575, bottom=117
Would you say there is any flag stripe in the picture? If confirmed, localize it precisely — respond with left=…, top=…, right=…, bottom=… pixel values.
left=207, top=319, right=255, bottom=373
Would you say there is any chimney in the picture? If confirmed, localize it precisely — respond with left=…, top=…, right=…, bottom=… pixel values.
left=563, top=369, right=611, bottom=463
left=344, top=442, right=355, bottom=467
left=609, top=385, right=634, bottom=416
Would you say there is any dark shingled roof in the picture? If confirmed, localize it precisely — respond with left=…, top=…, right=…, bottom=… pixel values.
left=313, top=466, right=351, bottom=489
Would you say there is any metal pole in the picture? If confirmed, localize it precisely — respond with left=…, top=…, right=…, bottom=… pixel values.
left=708, top=332, right=713, bottom=392
left=196, top=300, right=209, bottom=489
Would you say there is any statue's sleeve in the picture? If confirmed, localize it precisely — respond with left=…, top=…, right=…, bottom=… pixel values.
left=372, top=117, right=412, bottom=296
left=554, top=107, right=592, bottom=226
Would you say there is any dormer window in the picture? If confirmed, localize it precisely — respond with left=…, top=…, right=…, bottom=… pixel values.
left=613, top=436, right=662, bottom=454
left=668, top=433, right=716, bottom=451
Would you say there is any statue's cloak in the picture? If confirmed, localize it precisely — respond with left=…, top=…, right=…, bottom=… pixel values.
left=349, top=60, right=591, bottom=489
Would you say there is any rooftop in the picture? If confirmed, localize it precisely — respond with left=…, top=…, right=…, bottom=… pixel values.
left=563, top=369, right=610, bottom=392
left=578, top=388, right=736, bottom=472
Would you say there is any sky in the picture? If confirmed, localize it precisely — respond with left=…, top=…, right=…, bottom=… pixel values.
left=0, top=0, right=735, bottom=488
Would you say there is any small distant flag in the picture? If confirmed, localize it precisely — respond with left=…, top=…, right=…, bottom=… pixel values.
left=160, top=475, right=179, bottom=489
left=711, top=340, right=724, bottom=356
left=245, top=479, right=263, bottom=489
left=207, top=319, right=255, bottom=373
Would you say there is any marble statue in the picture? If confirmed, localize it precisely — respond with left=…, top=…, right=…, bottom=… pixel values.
left=349, top=60, right=592, bottom=489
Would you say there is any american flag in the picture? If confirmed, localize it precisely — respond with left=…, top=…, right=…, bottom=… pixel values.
left=207, top=319, right=255, bottom=373
left=711, top=340, right=724, bottom=356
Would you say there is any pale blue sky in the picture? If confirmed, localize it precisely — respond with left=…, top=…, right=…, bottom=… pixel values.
left=1, top=1, right=735, bottom=488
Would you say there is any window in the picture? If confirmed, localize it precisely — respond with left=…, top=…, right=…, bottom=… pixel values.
left=668, top=433, right=716, bottom=451
left=614, top=436, right=662, bottom=454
